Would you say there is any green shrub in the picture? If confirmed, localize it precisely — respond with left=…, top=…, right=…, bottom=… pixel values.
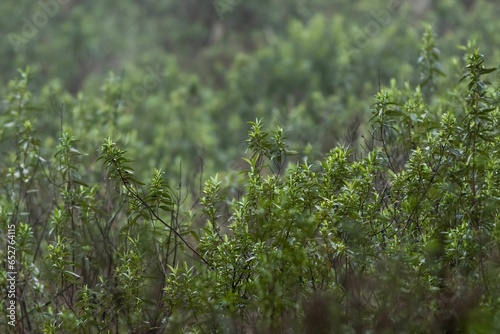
left=2, top=40, right=499, bottom=332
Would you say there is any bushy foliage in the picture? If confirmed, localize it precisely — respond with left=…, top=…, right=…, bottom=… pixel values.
left=1, top=30, right=499, bottom=332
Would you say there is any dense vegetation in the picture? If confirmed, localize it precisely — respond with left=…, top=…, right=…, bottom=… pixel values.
left=1, top=0, right=500, bottom=333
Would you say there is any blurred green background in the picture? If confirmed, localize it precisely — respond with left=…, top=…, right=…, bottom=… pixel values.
left=1, top=0, right=499, bottom=185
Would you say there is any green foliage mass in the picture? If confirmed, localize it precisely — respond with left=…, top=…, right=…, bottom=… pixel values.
left=1, top=0, right=499, bottom=182
left=1, top=36, right=500, bottom=332
left=1, top=0, right=500, bottom=332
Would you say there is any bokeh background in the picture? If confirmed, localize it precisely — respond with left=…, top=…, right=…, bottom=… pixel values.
left=2, top=0, right=498, bottom=184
